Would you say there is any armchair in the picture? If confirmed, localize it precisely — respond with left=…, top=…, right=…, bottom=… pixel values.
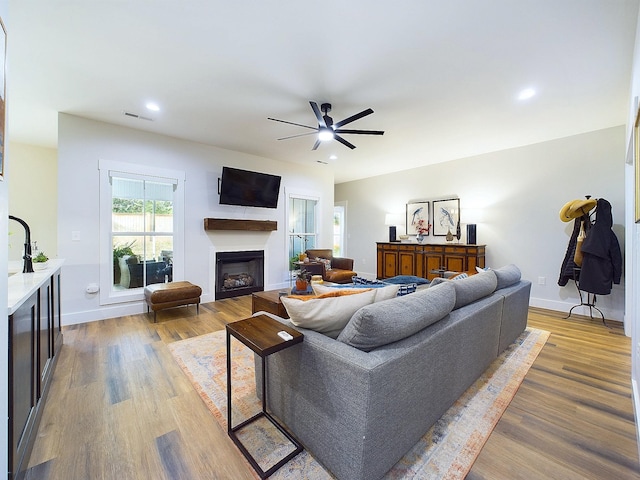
left=304, top=248, right=356, bottom=284
left=118, top=255, right=173, bottom=288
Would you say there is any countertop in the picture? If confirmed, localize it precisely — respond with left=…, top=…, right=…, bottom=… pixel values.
left=8, top=259, right=64, bottom=315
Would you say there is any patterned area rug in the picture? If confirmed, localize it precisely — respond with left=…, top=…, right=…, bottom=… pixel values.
left=168, top=327, right=549, bottom=479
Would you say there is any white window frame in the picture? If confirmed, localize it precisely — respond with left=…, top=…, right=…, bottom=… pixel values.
left=333, top=201, right=347, bottom=257
left=286, top=191, right=320, bottom=268
left=98, top=159, right=185, bottom=305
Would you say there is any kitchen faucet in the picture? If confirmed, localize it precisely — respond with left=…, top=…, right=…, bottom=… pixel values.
left=8, top=215, right=34, bottom=273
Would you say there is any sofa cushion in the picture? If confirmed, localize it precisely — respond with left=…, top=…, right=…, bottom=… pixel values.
left=450, top=272, right=468, bottom=280
left=313, top=283, right=400, bottom=302
left=324, top=268, right=357, bottom=284
left=314, top=257, right=332, bottom=270
left=450, top=270, right=497, bottom=309
left=336, top=281, right=456, bottom=351
left=493, top=264, right=522, bottom=289
left=281, top=288, right=377, bottom=336
left=429, top=271, right=470, bottom=288
left=396, top=283, right=418, bottom=295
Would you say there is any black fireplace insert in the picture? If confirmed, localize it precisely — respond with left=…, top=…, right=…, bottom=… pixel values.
left=215, top=250, right=264, bottom=299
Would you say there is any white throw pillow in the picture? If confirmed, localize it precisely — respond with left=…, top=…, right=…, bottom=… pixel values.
left=281, top=289, right=377, bottom=334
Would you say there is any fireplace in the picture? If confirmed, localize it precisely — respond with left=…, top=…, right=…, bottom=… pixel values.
left=215, top=250, right=264, bottom=299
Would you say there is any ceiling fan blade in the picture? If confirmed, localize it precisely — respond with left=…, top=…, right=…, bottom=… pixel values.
left=277, top=131, right=319, bottom=141
left=267, top=117, right=317, bottom=130
left=334, top=129, right=385, bottom=135
left=334, top=108, right=374, bottom=128
left=334, top=134, right=356, bottom=149
left=312, top=138, right=322, bottom=150
left=310, top=101, right=327, bottom=128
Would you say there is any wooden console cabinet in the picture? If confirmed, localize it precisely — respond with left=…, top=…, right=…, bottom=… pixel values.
left=376, top=242, right=486, bottom=281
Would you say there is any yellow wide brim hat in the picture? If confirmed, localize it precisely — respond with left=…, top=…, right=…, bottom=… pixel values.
left=559, top=198, right=597, bottom=222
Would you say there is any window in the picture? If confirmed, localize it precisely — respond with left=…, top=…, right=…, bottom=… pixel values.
left=333, top=203, right=346, bottom=256
left=111, top=175, right=174, bottom=290
left=99, top=160, right=184, bottom=305
left=288, top=195, right=318, bottom=265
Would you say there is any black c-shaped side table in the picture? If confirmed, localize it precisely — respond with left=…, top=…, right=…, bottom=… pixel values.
left=226, top=314, right=304, bottom=478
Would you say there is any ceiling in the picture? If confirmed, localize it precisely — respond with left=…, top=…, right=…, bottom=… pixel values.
left=7, top=1, right=640, bottom=183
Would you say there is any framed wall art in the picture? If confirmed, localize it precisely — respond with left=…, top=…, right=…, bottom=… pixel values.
left=406, top=201, right=430, bottom=236
left=433, top=198, right=460, bottom=236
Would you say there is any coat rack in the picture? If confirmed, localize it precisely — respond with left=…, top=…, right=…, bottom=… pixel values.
left=559, top=195, right=608, bottom=328
left=563, top=267, right=607, bottom=327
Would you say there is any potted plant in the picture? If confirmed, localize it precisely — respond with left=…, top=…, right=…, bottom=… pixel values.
left=32, top=251, right=49, bottom=271
left=295, top=268, right=312, bottom=292
left=113, top=240, right=136, bottom=283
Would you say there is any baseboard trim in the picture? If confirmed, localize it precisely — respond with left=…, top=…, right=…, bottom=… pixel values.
left=64, top=290, right=215, bottom=325
left=633, top=378, right=640, bottom=463
left=529, top=296, right=623, bottom=323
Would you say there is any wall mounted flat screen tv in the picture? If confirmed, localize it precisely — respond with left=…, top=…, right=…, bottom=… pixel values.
left=218, top=166, right=281, bottom=208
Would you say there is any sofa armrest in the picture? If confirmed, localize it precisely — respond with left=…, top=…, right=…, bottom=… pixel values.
left=331, top=256, right=354, bottom=270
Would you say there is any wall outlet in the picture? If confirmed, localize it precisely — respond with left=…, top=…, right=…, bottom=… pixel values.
left=537, top=276, right=546, bottom=285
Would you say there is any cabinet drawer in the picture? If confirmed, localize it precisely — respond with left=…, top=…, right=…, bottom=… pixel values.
left=418, top=245, right=444, bottom=253
left=444, top=246, right=471, bottom=254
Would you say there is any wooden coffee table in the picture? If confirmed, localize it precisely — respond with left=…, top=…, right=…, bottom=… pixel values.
left=251, top=289, right=290, bottom=318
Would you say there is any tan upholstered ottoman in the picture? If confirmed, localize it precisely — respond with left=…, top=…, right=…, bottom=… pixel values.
left=144, top=281, right=202, bottom=322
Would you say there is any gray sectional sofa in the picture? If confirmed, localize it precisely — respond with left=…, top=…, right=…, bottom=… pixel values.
left=254, top=265, right=531, bottom=480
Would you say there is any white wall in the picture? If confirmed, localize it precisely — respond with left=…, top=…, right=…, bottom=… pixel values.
left=626, top=5, right=640, bottom=459
left=57, top=113, right=334, bottom=324
left=336, top=126, right=626, bottom=321
left=1, top=1, right=11, bottom=475
left=7, top=142, right=57, bottom=260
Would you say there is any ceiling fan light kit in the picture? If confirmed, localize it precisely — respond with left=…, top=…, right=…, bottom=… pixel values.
left=318, top=127, right=334, bottom=141
left=269, top=101, right=384, bottom=150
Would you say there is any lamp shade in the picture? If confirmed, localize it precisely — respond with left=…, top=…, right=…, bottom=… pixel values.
left=384, top=213, right=404, bottom=226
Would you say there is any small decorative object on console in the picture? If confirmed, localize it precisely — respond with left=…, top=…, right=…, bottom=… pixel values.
left=415, top=218, right=431, bottom=243
left=446, top=228, right=454, bottom=242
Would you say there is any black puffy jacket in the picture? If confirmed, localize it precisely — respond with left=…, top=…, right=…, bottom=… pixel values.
left=578, top=198, right=622, bottom=295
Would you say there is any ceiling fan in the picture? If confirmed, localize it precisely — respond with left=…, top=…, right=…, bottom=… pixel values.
left=268, top=101, right=384, bottom=150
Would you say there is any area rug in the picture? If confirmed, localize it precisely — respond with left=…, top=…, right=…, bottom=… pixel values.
left=168, top=327, right=549, bottom=479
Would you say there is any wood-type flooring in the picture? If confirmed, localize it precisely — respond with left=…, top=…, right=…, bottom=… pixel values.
left=25, top=298, right=640, bottom=479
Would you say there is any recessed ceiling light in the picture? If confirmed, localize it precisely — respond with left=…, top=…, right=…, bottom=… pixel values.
left=146, top=102, right=160, bottom=112
left=518, top=88, right=535, bottom=100
left=329, top=155, right=337, bottom=160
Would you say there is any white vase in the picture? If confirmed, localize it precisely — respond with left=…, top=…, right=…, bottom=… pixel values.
left=33, top=261, right=49, bottom=271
